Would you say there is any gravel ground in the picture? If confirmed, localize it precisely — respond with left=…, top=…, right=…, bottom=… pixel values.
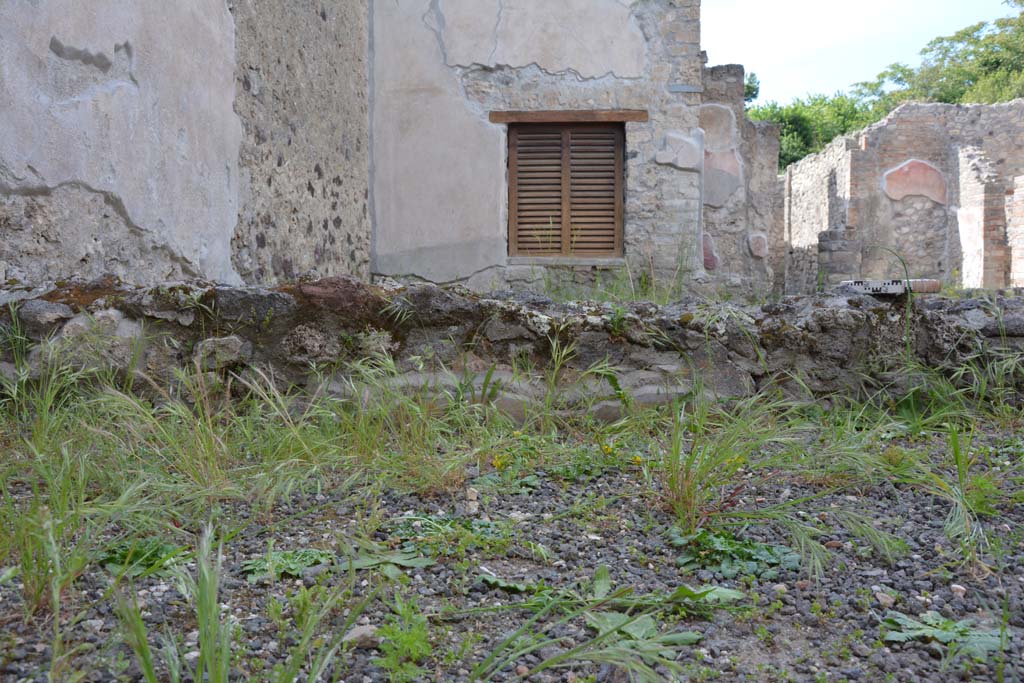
left=2, top=432, right=1022, bottom=683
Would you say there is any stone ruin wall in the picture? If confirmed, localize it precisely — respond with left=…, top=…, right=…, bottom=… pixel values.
left=700, top=65, right=783, bottom=294
left=957, top=149, right=1004, bottom=289
left=783, top=138, right=854, bottom=294
left=784, top=100, right=1024, bottom=293
left=1010, top=176, right=1024, bottom=285
left=0, top=0, right=242, bottom=285
left=3, top=276, right=1023, bottom=422
left=2, top=0, right=780, bottom=298
left=0, top=0, right=371, bottom=288
left=11, top=3, right=1024, bottom=302
left=231, top=0, right=371, bottom=283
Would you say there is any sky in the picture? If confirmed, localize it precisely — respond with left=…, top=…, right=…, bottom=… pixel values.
left=701, top=0, right=1016, bottom=104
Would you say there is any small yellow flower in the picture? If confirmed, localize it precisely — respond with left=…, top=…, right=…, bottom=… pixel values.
left=601, top=443, right=615, bottom=456
left=492, top=455, right=507, bottom=471
left=632, top=455, right=644, bottom=466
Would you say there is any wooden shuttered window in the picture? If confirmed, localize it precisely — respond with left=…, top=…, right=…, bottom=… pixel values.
left=508, top=123, right=624, bottom=258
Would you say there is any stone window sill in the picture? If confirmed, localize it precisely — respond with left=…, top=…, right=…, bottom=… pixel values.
left=506, top=257, right=627, bottom=268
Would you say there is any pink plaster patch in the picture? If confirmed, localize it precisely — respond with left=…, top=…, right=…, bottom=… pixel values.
left=703, top=233, right=719, bottom=271
left=883, top=160, right=947, bottom=205
left=704, top=149, right=741, bottom=177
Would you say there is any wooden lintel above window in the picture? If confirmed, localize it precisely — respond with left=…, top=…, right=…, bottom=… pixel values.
left=489, top=110, right=649, bottom=124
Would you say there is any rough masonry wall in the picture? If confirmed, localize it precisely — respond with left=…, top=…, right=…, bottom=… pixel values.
left=372, top=0, right=708, bottom=288
left=784, top=138, right=854, bottom=293
left=957, top=149, right=1010, bottom=288
left=784, top=100, right=1024, bottom=292
left=230, top=0, right=371, bottom=284
left=847, top=106, right=958, bottom=283
left=700, top=65, right=780, bottom=293
left=0, top=0, right=243, bottom=286
left=6, top=276, right=1024, bottom=419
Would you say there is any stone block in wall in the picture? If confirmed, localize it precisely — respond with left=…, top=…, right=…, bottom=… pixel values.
left=193, top=336, right=253, bottom=371
left=655, top=130, right=704, bottom=171
left=747, top=233, right=768, bottom=259
left=16, top=300, right=75, bottom=340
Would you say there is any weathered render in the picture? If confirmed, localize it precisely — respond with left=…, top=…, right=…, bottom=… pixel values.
left=0, top=0, right=243, bottom=285
left=1, top=0, right=779, bottom=295
left=371, top=0, right=778, bottom=294
left=783, top=100, right=1024, bottom=293
left=1, top=0, right=372, bottom=288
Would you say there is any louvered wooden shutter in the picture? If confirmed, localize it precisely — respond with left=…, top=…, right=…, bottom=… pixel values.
left=509, top=123, right=624, bottom=257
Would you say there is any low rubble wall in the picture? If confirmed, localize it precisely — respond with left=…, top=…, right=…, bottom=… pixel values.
left=2, top=276, right=1022, bottom=417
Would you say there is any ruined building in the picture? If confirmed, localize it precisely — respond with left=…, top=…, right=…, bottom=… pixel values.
left=3, top=1, right=1021, bottom=297
left=784, top=100, right=1024, bottom=293
left=0, top=0, right=780, bottom=293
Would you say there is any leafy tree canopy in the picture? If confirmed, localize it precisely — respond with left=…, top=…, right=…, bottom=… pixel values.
left=744, top=73, right=761, bottom=103
left=748, top=0, right=1024, bottom=169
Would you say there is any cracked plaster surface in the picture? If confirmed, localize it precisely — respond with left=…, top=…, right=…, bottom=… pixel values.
left=656, top=130, right=705, bottom=172
left=0, top=0, right=242, bottom=284
left=373, top=0, right=507, bottom=283
left=374, top=0, right=708, bottom=286
left=438, top=0, right=647, bottom=78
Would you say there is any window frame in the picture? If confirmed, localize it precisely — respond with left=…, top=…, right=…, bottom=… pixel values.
left=507, top=121, right=626, bottom=259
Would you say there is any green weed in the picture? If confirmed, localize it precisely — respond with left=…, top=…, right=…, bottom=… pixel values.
left=881, top=610, right=1001, bottom=661
left=242, top=546, right=335, bottom=583
left=669, top=528, right=800, bottom=580
left=374, top=592, right=432, bottom=683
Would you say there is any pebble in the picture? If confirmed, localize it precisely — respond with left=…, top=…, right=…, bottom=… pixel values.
left=852, top=642, right=872, bottom=658
left=875, top=591, right=897, bottom=609
left=342, top=625, right=380, bottom=649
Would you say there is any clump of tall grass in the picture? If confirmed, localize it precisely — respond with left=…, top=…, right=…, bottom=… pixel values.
left=656, top=383, right=799, bottom=534
left=332, top=354, right=503, bottom=494
left=950, top=347, right=1024, bottom=425
left=117, top=525, right=375, bottom=683
left=94, top=371, right=240, bottom=497
left=116, top=526, right=232, bottom=683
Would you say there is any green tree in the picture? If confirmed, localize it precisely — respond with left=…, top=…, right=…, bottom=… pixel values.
left=748, top=94, right=875, bottom=169
left=744, top=73, right=761, bottom=103
left=750, top=0, right=1024, bottom=169
left=856, top=0, right=1024, bottom=106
